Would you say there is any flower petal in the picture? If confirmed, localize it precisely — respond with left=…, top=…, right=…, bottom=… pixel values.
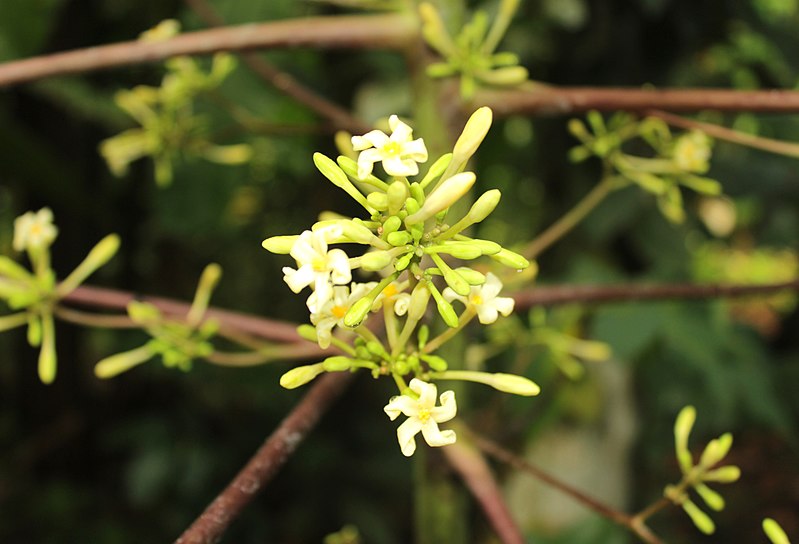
left=494, top=296, right=515, bottom=317
left=476, top=304, right=499, bottom=324
left=420, top=421, right=456, bottom=447
left=384, top=395, right=420, bottom=420
left=397, top=417, right=423, bottom=456
left=403, top=138, right=429, bottom=162
left=410, top=378, right=437, bottom=407
left=389, top=116, right=413, bottom=142
left=327, top=249, right=352, bottom=284
left=382, top=156, right=419, bottom=177
left=283, top=265, right=313, bottom=293
left=357, top=148, right=383, bottom=179
left=431, top=390, right=457, bottom=423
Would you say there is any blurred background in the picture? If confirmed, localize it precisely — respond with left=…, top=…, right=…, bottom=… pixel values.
left=0, top=0, right=797, bottom=542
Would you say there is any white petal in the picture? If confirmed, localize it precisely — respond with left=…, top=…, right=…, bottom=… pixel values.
left=397, top=417, right=423, bottom=456
left=476, top=304, right=499, bottom=324
left=327, top=249, right=352, bottom=284
left=359, top=130, right=390, bottom=149
left=442, top=287, right=465, bottom=304
left=389, top=116, right=413, bottom=142
left=403, top=138, right=428, bottom=161
left=481, top=273, right=503, bottom=299
left=314, top=317, right=336, bottom=349
left=431, top=390, right=457, bottom=423
left=311, top=279, right=333, bottom=312
left=382, top=156, right=419, bottom=177
left=357, top=148, right=383, bottom=179
left=420, top=421, right=456, bottom=448
left=494, top=296, right=515, bottom=317
left=384, top=395, right=420, bottom=419
left=410, top=378, right=437, bottom=408
left=393, top=293, right=411, bottom=316
left=283, top=265, right=313, bottom=293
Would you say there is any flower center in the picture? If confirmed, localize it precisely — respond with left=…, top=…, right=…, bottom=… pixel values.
left=382, top=283, right=398, bottom=299
left=331, top=305, right=348, bottom=318
left=382, top=141, right=402, bottom=157
left=470, top=294, right=484, bottom=306
left=417, top=408, right=431, bottom=423
left=311, top=256, right=327, bottom=272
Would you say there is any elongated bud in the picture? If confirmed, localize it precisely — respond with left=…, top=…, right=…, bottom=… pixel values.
left=431, top=370, right=540, bottom=396
left=427, top=281, right=458, bottom=328
left=454, top=238, right=502, bottom=255
left=95, top=344, right=154, bottom=378
left=417, top=324, right=430, bottom=348
left=386, top=231, right=413, bottom=247
left=56, top=234, right=121, bottom=297
left=387, top=181, right=409, bottom=216
left=187, top=263, right=222, bottom=327
left=426, top=243, right=482, bottom=260
left=439, top=107, right=493, bottom=182
left=408, top=282, right=431, bottom=321
left=418, top=153, right=453, bottom=189
left=702, top=465, right=741, bottom=483
left=297, top=324, right=318, bottom=342
left=491, top=248, right=530, bottom=269
left=128, top=300, right=161, bottom=324
left=699, top=433, right=733, bottom=468
left=674, top=405, right=696, bottom=473
left=314, top=219, right=388, bottom=249
left=682, top=499, right=715, bottom=535
left=694, top=483, right=724, bottom=512
left=343, top=297, right=374, bottom=328
left=262, top=235, right=298, bottom=254
left=419, top=3, right=456, bottom=56
left=280, top=363, right=326, bottom=389
left=468, top=190, right=501, bottom=222
left=313, top=153, right=375, bottom=212
left=382, top=216, right=402, bottom=235
left=405, top=172, right=476, bottom=225
left=0, top=256, right=32, bottom=281
left=38, top=313, right=57, bottom=384
left=420, top=354, right=448, bottom=371
left=763, top=519, right=790, bottom=544
left=360, top=251, right=394, bottom=271
left=337, top=156, right=388, bottom=190
left=322, top=356, right=353, bottom=372
left=367, top=192, right=388, bottom=210
left=409, top=182, right=425, bottom=204
left=455, top=267, right=485, bottom=285
left=478, top=66, right=528, bottom=86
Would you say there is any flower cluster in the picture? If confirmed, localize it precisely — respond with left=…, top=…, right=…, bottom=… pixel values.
left=263, top=108, right=540, bottom=456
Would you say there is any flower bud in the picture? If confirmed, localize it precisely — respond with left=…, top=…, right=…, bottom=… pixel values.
left=428, top=282, right=458, bottom=328
left=95, top=345, right=154, bottom=379
left=455, top=267, right=485, bottom=285
left=409, top=182, right=425, bottom=204
left=694, top=483, right=724, bottom=512
left=426, top=244, right=482, bottom=260
left=343, top=296, right=374, bottom=328
left=337, top=156, right=388, bottom=190
left=382, top=216, right=402, bottom=235
left=387, top=181, right=409, bottom=216
left=699, top=433, right=733, bottom=469
left=127, top=301, right=161, bottom=325
left=366, top=192, right=389, bottom=210
left=322, top=356, right=353, bottom=372
left=359, top=251, right=394, bottom=271
left=468, top=189, right=501, bottom=222
left=395, top=252, right=414, bottom=271
left=405, top=172, right=476, bottom=225
left=38, top=313, right=57, bottom=384
left=441, top=107, right=492, bottom=181
left=702, top=466, right=741, bottom=483
left=457, top=238, right=501, bottom=255
left=478, top=66, right=528, bottom=86
left=314, top=153, right=374, bottom=212
left=417, top=324, right=430, bottom=348
left=682, top=499, right=715, bottom=535
left=280, top=362, right=326, bottom=389
left=387, top=231, right=413, bottom=247
left=763, top=519, right=790, bottom=544
left=262, top=235, right=299, bottom=254
left=420, top=354, right=447, bottom=371
left=56, top=234, right=121, bottom=297
left=674, top=405, right=696, bottom=473
left=297, top=324, right=318, bottom=342
left=408, top=282, right=431, bottom=321
left=418, top=153, right=453, bottom=189
left=490, top=248, right=530, bottom=270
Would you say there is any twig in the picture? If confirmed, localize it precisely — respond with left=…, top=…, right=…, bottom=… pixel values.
left=443, top=424, right=525, bottom=544
left=475, top=87, right=799, bottom=116
left=645, top=109, right=799, bottom=158
left=468, top=429, right=664, bottom=544
left=0, top=14, right=416, bottom=88
left=184, top=0, right=371, bottom=133
left=512, top=279, right=799, bottom=308
left=175, top=371, right=353, bottom=544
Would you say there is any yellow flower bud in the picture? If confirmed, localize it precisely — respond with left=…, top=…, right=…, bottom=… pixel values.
left=699, top=433, right=733, bottom=469
left=322, top=356, right=353, bottom=372
left=343, top=297, right=374, bottom=328
left=261, top=235, right=299, bottom=254
left=359, top=251, right=394, bottom=271
left=762, top=519, right=790, bottom=544
left=280, top=363, right=326, bottom=389
left=490, top=248, right=530, bottom=270
left=674, top=405, right=696, bottom=473
left=405, top=172, right=476, bottom=225
left=408, top=282, right=431, bottom=321
left=387, top=181, right=409, bottom=216
left=95, top=345, right=154, bottom=379
left=682, top=499, right=715, bottom=535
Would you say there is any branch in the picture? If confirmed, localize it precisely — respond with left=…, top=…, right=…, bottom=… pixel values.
left=0, top=14, right=416, bottom=88
left=183, top=0, right=371, bottom=133
left=513, top=279, right=799, bottom=308
left=174, top=371, right=353, bottom=544
left=443, top=425, right=525, bottom=544
left=475, top=87, right=799, bottom=116
left=468, top=429, right=664, bottom=544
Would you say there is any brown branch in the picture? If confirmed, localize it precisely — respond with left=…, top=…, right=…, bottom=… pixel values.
left=0, top=14, right=416, bottom=88
left=475, top=87, right=799, bottom=116
left=175, top=371, right=353, bottom=544
left=443, top=424, right=525, bottom=544
left=645, top=109, right=799, bottom=158
left=512, top=279, right=799, bottom=308
left=183, top=0, right=371, bottom=133
left=468, top=429, right=664, bottom=544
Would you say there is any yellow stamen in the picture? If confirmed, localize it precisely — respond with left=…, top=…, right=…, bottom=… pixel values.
left=331, top=305, right=348, bottom=318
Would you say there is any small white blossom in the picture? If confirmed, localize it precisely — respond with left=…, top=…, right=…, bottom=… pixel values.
left=384, top=378, right=457, bottom=457
left=311, top=282, right=375, bottom=348
left=13, top=208, right=58, bottom=253
left=352, top=115, right=428, bottom=179
left=443, top=272, right=514, bottom=324
left=673, top=130, right=711, bottom=173
left=282, top=229, right=351, bottom=312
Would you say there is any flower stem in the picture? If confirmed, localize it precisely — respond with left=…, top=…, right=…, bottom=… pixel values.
left=523, top=175, right=616, bottom=259
left=423, top=307, right=476, bottom=354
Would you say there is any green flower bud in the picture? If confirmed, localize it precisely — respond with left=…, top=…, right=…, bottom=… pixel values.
left=490, top=248, right=531, bottom=270
left=408, top=282, right=431, bottom=321
left=417, top=324, right=430, bottom=349
left=426, top=244, right=482, bottom=260
left=297, top=324, right=318, bottom=342
left=468, top=189, right=501, bottom=222
left=337, top=156, right=388, bottom=191
left=128, top=301, right=161, bottom=325
left=455, top=267, right=486, bottom=285
left=418, top=3, right=456, bottom=57
left=395, top=252, right=414, bottom=271
left=694, top=483, right=725, bottom=512
left=387, top=231, right=413, bottom=247
left=418, top=153, right=453, bottom=190
left=702, top=466, right=741, bottom=483
left=37, top=313, right=57, bottom=384
left=452, top=238, right=502, bottom=255
left=382, top=216, right=402, bottom=235
left=447, top=107, right=493, bottom=179
left=387, top=181, right=409, bottom=216
left=323, top=356, right=353, bottom=372
left=674, top=405, right=696, bottom=474
left=699, top=433, right=733, bottom=469
left=429, top=370, right=541, bottom=396
left=478, top=66, right=528, bottom=86
left=409, top=182, right=425, bottom=205
left=366, top=341, right=389, bottom=359
left=420, top=354, right=448, bottom=371
left=359, top=251, right=394, bottom=271
left=0, top=312, right=28, bottom=333
left=405, top=172, right=476, bottom=225
left=404, top=197, right=421, bottom=215
left=682, top=175, right=722, bottom=196
left=0, top=256, right=32, bottom=281
left=280, top=363, right=326, bottom=389
left=367, top=192, right=389, bottom=211
left=187, top=263, right=222, bottom=326
left=262, top=235, right=298, bottom=254
left=682, top=500, right=715, bottom=535
left=95, top=345, right=154, bottom=379
left=427, top=282, right=459, bottom=328
left=56, top=234, right=121, bottom=298
left=314, top=153, right=374, bottom=212
left=763, top=519, right=790, bottom=544
left=343, top=297, right=374, bottom=328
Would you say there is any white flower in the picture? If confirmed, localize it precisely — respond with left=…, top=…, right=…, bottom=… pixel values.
left=310, top=282, right=375, bottom=348
left=282, top=229, right=351, bottom=312
left=375, top=280, right=412, bottom=315
left=352, top=115, right=428, bottom=179
left=673, top=130, right=711, bottom=173
left=13, top=208, right=58, bottom=252
left=443, top=272, right=514, bottom=324
left=384, top=378, right=457, bottom=457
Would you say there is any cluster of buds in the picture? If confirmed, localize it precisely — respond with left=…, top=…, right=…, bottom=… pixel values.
left=263, top=107, right=540, bottom=456
left=569, top=111, right=721, bottom=223
left=0, top=209, right=119, bottom=383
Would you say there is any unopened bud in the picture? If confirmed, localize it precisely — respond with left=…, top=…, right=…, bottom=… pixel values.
left=297, top=324, right=318, bottom=342
left=322, top=356, right=353, bottom=372
left=699, top=433, right=733, bottom=469
left=478, top=66, right=528, bottom=86
left=360, top=251, right=394, bottom=271
left=367, top=192, right=389, bottom=210
left=420, top=354, right=448, bottom=371
left=455, top=267, right=486, bottom=285
left=95, top=345, right=154, bottom=379
left=387, top=231, right=413, bottom=247
left=682, top=500, right=715, bottom=535
left=491, top=248, right=530, bottom=270
left=694, top=483, right=725, bottom=512
left=674, top=405, right=696, bottom=473
left=418, top=153, right=453, bottom=189
left=387, top=181, right=409, bottom=216
left=343, top=297, right=374, bottom=328
left=405, top=172, right=476, bottom=225
left=280, top=363, right=326, bottom=389
left=382, top=216, right=402, bottom=235
left=408, top=282, right=431, bottom=321
left=314, top=153, right=374, bottom=212
left=702, top=466, right=741, bottom=483
left=262, top=235, right=298, bottom=254
left=468, top=189, right=501, bottom=223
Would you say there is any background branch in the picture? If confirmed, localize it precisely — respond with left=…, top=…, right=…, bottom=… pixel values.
left=174, top=371, right=353, bottom=544
left=476, top=87, right=799, bottom=115
left=183, top=0, right=371, bottom=133
left=0, top=14, right=416, bottom=87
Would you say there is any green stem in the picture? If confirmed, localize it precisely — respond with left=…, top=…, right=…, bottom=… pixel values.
left=423, top=306, right=475, bottom=354
left=523, top=175, right=616, bottom=259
